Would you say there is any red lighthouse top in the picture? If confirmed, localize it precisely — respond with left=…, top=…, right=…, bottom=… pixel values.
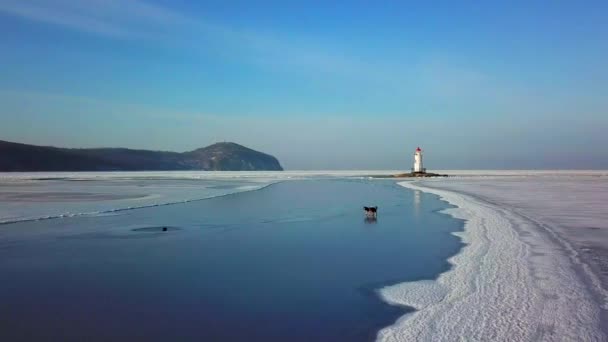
left=416, top=147, right=422, bottom=152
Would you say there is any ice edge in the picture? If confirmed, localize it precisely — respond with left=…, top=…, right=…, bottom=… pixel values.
left=0, top=182, right=278, bottom=226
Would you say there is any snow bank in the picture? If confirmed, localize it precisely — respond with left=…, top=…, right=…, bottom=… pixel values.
left=378, top=181, right=602, bottom=341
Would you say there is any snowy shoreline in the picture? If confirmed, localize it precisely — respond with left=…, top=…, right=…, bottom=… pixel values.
left=378, top=180, right=602, bottom=341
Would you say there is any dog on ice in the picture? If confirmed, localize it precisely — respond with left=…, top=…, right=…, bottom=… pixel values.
left=363, top=206, right=378, bottom=218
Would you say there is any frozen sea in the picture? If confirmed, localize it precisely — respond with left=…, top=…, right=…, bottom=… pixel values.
left=1, top=170, right=607, bottom=341
left=0, top=171, right=461, bottom=341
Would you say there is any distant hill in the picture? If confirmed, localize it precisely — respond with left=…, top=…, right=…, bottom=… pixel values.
left=0, top=140, right=283, bottom=171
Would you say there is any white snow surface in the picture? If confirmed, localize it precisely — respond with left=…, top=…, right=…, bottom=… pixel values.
left=378, top=174, right=608, bottom=341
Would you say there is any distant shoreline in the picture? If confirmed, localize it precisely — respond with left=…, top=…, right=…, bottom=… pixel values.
left=370, top=172, right=449, bottom=178
left=0, top=140, right=283, bottom=172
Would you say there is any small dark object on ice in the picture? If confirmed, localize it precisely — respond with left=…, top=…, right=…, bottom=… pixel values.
left=162, top=227, right=168, bottom=232
left=364, top=206, right=378, bottom=218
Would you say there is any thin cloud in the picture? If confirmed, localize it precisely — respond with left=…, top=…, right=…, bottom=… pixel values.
left=0, top=0, right=139, bottom=38
left=0, top=0, right=401, bottom=82
left=0, top=0, right=565, bottom=108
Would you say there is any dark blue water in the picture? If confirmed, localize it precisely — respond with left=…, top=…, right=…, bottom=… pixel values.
left=0, top=179, right=463, bottom=341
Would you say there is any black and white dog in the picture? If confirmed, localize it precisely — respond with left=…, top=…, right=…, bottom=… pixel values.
left=363, top=206, right=378, bottom=218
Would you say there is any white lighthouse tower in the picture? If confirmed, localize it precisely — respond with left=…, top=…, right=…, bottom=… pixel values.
left=413, top=147, right=424, bottom=173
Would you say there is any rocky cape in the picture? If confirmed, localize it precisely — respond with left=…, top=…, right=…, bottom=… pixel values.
left=0, top=140, right=283, bottom=172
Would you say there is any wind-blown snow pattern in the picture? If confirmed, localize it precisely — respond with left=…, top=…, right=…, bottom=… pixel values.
left=378, top=180, right=603, bottom=341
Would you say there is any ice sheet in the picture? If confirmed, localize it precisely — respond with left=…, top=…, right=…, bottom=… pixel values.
left=421, top=175, right=608, bottom=309
left=0, top=171, right=398, bottom=224
left=378, top=177, right=604, bottom=341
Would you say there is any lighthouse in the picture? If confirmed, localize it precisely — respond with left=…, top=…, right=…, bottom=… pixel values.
left=413, top=147, right=425, bottom=173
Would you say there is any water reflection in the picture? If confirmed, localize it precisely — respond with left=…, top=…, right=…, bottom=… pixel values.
left=414, top=190, right=421, bottom=218
left=364, top=217, right=377, bottom=224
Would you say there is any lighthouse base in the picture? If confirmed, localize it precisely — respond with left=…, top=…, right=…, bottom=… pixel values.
left=391, top=171, right=448, bottom=178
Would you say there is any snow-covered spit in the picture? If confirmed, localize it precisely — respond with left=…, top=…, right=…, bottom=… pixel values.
left=379, top=173, right=608, bottom=341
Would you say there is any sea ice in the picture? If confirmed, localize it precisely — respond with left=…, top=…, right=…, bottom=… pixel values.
left=379, top=175, right=606, bottom=341
left=0, top=171, right=398, bottom=224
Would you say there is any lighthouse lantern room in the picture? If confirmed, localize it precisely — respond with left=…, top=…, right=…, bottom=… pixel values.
left=413, top=147, right=425, bottom=173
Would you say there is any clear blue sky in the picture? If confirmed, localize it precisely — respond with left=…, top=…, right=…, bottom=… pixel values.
left=1, top=0, right=607, bottom=169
